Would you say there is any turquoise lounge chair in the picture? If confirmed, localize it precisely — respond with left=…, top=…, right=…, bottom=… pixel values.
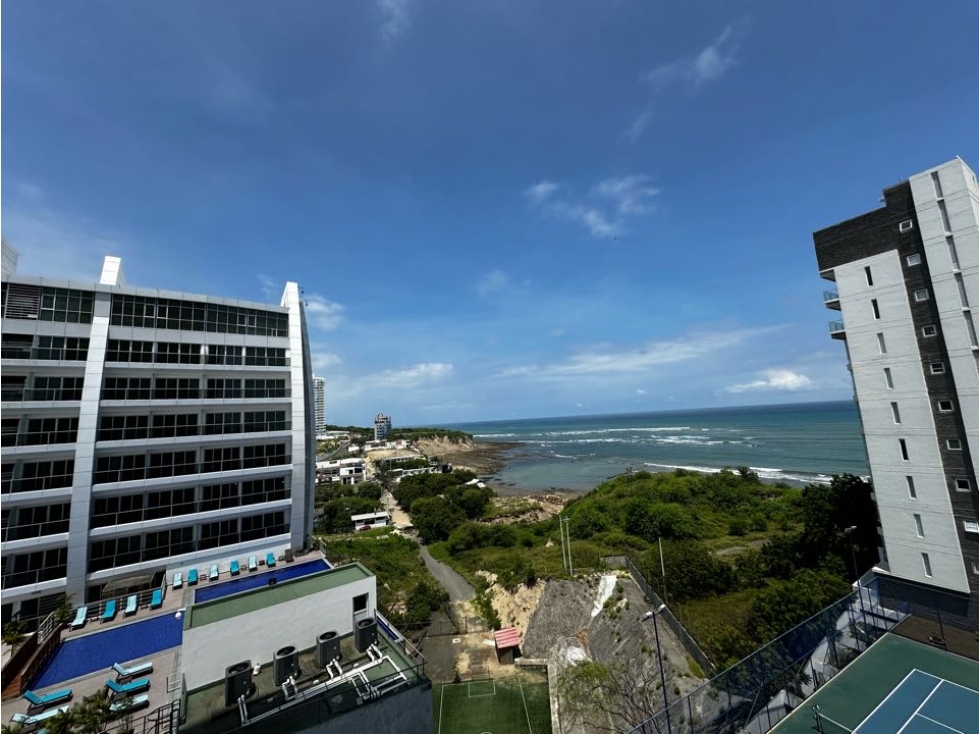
left=11, top=705, right=70, bottom=725
left=150, top=588, right=163, bottom=609
left=106, top=678, right=150, bottom=697
left=101, top=599, right=117, bottom=623
left=208, top=564, right=218, bottom=581
left=70, top=606, right=88, bottom=630
left=124, top=595, right=137, bottom=616
left=23, top=689, right=72, bottom=710
left=109, top=693, right=149, bottom=714
left=248, top=556, right=257, bottom=571
left=112, top=661, right=154, bottom=679
left=230, top=559, right=240, bottom=575
left=266, top=552, right=276, bottom=568
left=172, top=572, right=183, bottom=589
left=188, top=568, right=198, bottom=585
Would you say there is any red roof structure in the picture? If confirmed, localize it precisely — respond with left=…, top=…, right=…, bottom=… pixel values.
left=494, top=627, right=521, bottom=650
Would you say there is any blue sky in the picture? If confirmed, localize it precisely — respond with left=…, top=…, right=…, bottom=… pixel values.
left=3, top=1, right=978, bottom=426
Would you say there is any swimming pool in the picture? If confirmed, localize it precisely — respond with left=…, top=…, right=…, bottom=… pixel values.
left=193, top=559, right=330, bottom=603
left=33, top=614, right=183, bottom=689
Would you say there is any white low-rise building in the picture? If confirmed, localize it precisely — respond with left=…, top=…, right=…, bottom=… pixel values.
left=316, top=458, right=367, bottom=485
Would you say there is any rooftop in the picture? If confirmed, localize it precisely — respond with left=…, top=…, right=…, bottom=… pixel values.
left=183, top=563, right=372, bottom=630
left=181, top=628, right=426, bottom=734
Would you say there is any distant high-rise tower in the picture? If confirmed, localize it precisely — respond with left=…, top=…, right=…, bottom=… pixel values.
left=374, top=414, right=392, bottom=442
left=813, top=158, right=979, bottom=621
left=313, top=376, right=326, bottom=434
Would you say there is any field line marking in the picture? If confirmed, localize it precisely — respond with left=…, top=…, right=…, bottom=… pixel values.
left=520, top=678, right=533, bottom=734
left=895, top=679, right=942, bottom=734
left=853, top=669, right=920, bottom=733
left=819, top=714, right=853, bottom=733
left=915, top=714, right=962, bottom=734
left=439, top=684, right=449, bottom=734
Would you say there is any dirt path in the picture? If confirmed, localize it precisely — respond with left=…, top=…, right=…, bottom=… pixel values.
left=419, top=545, right=475, bottom=603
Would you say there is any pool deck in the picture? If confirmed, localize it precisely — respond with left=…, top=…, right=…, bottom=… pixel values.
left=5, top=550, right=329, bottom=727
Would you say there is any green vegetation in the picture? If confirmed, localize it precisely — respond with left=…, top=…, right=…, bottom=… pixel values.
left=391, top=469, right=491, bottom=542
left=321, top=530, right=443, bottom=627
left=387, top=427, right=472, bottom=442
left=314, top=481, right=383, bottom=534
left=414, top=468, right=878, bottom=669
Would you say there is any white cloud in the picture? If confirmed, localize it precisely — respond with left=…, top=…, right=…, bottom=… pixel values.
left=304, top=294, right=346, bottom=331
left=474, top=269, right=510, bottom=295
left=551, top=202, right=622, bottom=238
left=366, top=362, right=453, bottom=388
left=311, top=351, right=343, bottom=373
left=592, top=175, right=660, bottom=215
left=524, top=180, right=560, bottom=205
left=642, top=25, right=740, bottom=89
left=636, top=388, right=647, bottom=395
left=14, top=182, right=45, bottom=202
left=500, top=327, right=775, bottom=378
left=257, top=274, right=280, bottom=301
left=725, top=369, right=815, bottom=394
left=526, top=175, right=659, bottom=238
left=627, top=23, right=744, bottom=141
left=548, top=327, right=567, bottom=338
left=623, top=106, right=654, bottom=143
left=378, top=0, right=411, bottom=41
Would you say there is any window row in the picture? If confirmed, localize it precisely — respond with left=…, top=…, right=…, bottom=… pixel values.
left=1, top=504, right=70, bottom=541
left=0, top=334, right=89, bottom=361
left=93, top=443, right=290, bottom=484
left=89, top=477, right=289, bottom=527
left=102, top=376, right=289, bottom=401
left=1, top=283, right=94, bottom=323
left=1, top=375, right=85, bottom=402
left=1, top=460, right=75, bottom=494
left=105, top=340, right=288, bottom=366
left=88, top=511, right=287, bottom=572
left=110, top=294, right=289, bottom=337
left=2, top=548, right=69, bottom=589
left=1, top=417, right=79, bottom=447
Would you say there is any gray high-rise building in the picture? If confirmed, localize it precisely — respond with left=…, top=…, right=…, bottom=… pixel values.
left=1, top=243, right=316, bottom=625
left=814, top=158, right=979, bottom=621
left=313, top=376, right=326, bottom=434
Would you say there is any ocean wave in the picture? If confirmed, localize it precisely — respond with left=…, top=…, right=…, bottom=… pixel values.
left=642, top=462, right=833, bottom=485
left=530, top=426, right=693, bottom=438
left=474, top=433, right=518, bottom=438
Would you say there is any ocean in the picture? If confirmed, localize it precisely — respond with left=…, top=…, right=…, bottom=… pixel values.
left=448, top=401, right=867, bottom=493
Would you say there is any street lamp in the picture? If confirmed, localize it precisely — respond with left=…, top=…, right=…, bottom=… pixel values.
left=641, top=604, right=673, bottom=734
left=844, top=526, right=866, bottom=618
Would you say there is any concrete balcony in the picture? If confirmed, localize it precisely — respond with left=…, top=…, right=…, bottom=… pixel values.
left=824, top=290, right=840, bottom=310
left=829, top=320, right=846, bottom=339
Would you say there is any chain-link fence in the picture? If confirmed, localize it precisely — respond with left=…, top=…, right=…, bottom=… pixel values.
left=623, top=577, right=909, bottom=734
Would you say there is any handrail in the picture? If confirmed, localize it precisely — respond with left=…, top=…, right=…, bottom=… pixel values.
left=828, top=320, right=845, bottom=333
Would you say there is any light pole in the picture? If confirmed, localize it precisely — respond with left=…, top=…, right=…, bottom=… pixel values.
left=844, top=526, right=866, bottom=618
left=641, top=605, right=673, bottom=734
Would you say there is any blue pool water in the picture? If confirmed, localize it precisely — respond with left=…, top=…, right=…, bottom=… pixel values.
left=33, top=614, right=183, bottom=689
left=194, top=559, right=329, bottom=603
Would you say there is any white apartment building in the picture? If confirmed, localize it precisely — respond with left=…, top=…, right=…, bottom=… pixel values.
left=814, top=158, right=979, bottom=618
left=1, top=243, right=316, bottom=625
left=313, top=376, right=327, bottom=434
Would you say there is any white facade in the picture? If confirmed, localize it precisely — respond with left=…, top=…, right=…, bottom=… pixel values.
left=1, top=249, right=316, bottom=622
left=817, top=158, right=979, bottom=596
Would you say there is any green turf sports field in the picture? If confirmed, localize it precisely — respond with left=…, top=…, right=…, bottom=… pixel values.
left=433, top=677, right=552, bottom=734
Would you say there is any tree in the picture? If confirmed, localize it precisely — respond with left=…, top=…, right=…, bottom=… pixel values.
left=645, top=540, right=735, bottom=602
left=457, top=487, right=491, bottom=519
left=744, top=569, right=851, bottom=643
left=625, top=501, right=696, bottom=542
left=799, top=474, right=879, bottom=578
left=409, top=496, right=465, bottom=543
left=558, top=658, right=672, bottom=734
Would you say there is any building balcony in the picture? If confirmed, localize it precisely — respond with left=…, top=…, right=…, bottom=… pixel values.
left=829, top=320, right=846, bottom=339
left=824, top=290, right=840, bottom=310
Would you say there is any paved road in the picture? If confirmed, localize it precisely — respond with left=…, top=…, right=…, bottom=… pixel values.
left=419, top=545, right=475, bottom=602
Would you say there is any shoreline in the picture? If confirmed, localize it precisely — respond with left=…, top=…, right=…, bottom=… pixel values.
left=464, top=438, right=847, bottom=496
